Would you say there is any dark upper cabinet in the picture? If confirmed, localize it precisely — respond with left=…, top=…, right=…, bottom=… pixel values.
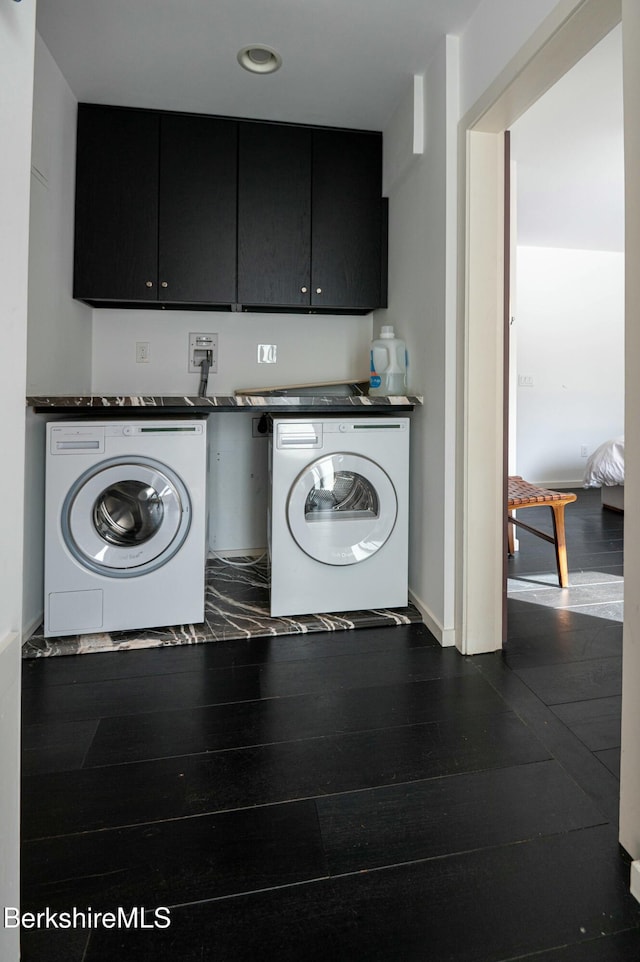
left=74, top=105, right=237, bottom=307
left=312, top=129, right=383, bottom=311
left=74, top=104, right=385, bottom=313
left=74, top=105, right=160, bottom=303
left=158, top=114, right=237, bottom=304
left=238, top=123, right=312, bottom=307
left=238, top=123, right=384, bottom=312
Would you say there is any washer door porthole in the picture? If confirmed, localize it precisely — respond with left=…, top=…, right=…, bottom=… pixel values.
left=61, top=457, right=192, bottom=578
left=93, top=480, right=165, bottom=547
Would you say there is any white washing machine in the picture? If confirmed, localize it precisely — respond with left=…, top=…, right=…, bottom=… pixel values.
left=44, top=419, right=208, bottom=637
left=269, top=417, right=410, bottom=616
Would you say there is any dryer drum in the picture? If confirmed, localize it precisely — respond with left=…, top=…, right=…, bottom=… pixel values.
left=305, top=471, right=379, bottom=517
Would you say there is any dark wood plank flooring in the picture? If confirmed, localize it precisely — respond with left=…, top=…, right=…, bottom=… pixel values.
left=20, top=489, right=640, bottom=960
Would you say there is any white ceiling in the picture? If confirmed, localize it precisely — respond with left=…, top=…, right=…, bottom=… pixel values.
left=511, top=24, right=624, bottom=252
left=35, top=0, right=483, bottom=131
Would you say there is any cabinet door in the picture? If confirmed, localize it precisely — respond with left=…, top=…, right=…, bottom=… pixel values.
left=311, top=129, right=383, bottom=310
left=159, top=114, right=237, bottom=304
left=237, top=123, right=311, bottom=307
left=74, top=105, right=159, bottom=302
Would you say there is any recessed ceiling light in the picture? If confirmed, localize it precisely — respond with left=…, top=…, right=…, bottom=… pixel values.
left=237, top=45, right=282, bottom=75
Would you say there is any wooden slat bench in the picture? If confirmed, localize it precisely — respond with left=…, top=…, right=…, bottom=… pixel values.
left=507, top=476, right=577, bottom=588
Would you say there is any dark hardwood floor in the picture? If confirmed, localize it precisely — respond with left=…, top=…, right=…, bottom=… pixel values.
left=20, top=489, right=640, bottom=960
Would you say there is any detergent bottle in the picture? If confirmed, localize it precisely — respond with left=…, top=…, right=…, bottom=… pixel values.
left=369, top=325, right=408, bottom=396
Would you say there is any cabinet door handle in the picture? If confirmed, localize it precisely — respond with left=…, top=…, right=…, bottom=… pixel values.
left=145, top=280, right=153, bottom=288
left=316, top=287, right=322, bottom=294
left=161, top=281, right=168, bottom=288
left=300, top=286, right=308, bottom=293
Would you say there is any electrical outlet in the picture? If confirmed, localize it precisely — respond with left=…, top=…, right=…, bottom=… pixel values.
left=518, top=374, right=535, bottom=387
left=136, top=341, right=150, bottom=363
left=581, top=445, right=589, bottom=457
left=251, top=416, right=271, bottom=438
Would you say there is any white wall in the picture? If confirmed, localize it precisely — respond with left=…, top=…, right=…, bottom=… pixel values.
left=459, top=0, right=573, bottom=117
left=91, top=309, right=372, bottom=396
left=23, top=35, right=94, bottom=637
left=0, top=0, right=36, bottom=956
left=379, top=36, right=458, bottom=644
left=510, top=25, right=623, bottom=253
left=28, top=35, right=92, bottom=395
left=515, top=246, right=624, bottom=484
left=208, top=415, right=269, bottom=553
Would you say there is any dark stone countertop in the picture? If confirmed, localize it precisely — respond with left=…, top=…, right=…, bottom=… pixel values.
left=27, top=391, right=422, bottom=415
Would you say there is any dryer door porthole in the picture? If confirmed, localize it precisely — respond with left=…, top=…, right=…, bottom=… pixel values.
left=61, top=456, right=192, bottom=577
left=287, top=453, right=397, bottom=566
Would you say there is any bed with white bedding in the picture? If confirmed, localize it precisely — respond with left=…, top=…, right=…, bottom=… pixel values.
left=583, top=436, right=625, bottom=511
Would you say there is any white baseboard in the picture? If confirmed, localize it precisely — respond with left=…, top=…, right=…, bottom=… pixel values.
left=531, top=479, right=584, bottom=490
left=408, top=590, right=456, bottom=647
left=22, top=613, right=43, bottom=642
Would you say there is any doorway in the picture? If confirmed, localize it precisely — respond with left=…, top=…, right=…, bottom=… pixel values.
left=458, top=0, right=622, bottom=656
left=506, top=24, right=624, bottom=629
left=459, top=0, right=640, bottom=865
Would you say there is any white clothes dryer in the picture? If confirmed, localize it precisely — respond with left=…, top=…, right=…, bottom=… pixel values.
left=44, top=419, right=207, bottom=637
left=269, top=417, right=410, bottom=616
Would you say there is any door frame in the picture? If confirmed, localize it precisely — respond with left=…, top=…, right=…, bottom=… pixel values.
left=457, top=0, right=622, bottom=656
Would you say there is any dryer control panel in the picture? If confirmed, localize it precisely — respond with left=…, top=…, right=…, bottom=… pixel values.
left=275, top=418, right=408, bottom=449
